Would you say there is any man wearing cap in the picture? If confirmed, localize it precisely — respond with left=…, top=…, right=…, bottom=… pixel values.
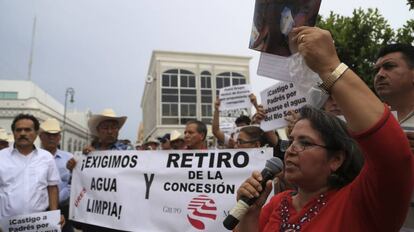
left=39, top=118, right=74, bottom=232
left=169, top=130, right=186, bottom=150
left=0, top=114, right=63, bottom=225
left=184, top=120, right=207, bottom=150
left=157, top=133, right=171, bottom=150
left=66, top=109, right=130, bottom=232
left=0, top=128, right=9, bottom=150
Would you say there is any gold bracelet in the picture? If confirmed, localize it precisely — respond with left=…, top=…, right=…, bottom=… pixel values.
left=318, top=63, right=349, bottom=94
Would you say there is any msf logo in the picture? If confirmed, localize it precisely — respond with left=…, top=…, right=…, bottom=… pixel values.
left=187, top=195, right=217, bottom=230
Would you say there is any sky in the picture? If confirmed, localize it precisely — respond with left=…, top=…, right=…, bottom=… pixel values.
left=0, top=0, right=412, bottom=141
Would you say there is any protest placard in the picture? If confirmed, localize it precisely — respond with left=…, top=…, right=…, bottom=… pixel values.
left=220, top=108, right=249, bottom=118
left=219, top=84, right=252, bottom=111
left=69, top=148, right=273, bottom=231
left=219, top=116, right=238, bottom=135
left=250, top=0, right=322, bottom=81
left=260, top=81, right=308, bottom=131
left=249, top=0, right=321, bottom=57
left=0, top=210, right=61, bottom=232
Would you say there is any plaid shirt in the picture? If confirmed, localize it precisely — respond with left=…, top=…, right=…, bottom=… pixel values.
left=94, top=140, right=133, bottom=151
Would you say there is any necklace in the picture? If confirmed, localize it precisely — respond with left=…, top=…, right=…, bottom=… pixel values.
left=279, top=193, right=327, bottom=232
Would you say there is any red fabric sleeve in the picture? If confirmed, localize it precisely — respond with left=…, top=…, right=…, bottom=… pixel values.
left=349, top=105, right=414, bottom=231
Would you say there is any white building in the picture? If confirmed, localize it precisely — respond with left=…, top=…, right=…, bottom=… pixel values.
left=0, top=80, right=90, bottom=152
left=140, top=51, right=251, bottom=144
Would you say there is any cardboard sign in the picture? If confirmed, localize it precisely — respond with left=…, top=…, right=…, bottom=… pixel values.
left=69, top=149, right=273, bottom=231
left=0, top=210, right=61, bottom=232
left=249, top=0, right=321, bottom=56
left=219, top=84, right=252, bottom=111
left=260, top=81, right=308, bottom=131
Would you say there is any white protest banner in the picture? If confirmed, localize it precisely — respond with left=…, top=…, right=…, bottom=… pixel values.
left=219, top=84, right=252, bottom=111
left=0, top=210, right=61, bottom=232
left=69, top=148, right=273, bottom=231
left=260, top=81, right=308, bottom=131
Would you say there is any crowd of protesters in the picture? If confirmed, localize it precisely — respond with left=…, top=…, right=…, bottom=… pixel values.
left=0, top=31, right=413, bottom=232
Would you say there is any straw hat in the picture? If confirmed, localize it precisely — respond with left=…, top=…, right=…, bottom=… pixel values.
left=143, top=137, right=160, bottom=145
left=170, top=130, right=184, bottom=142
left=40, top=118, right=61, bottom=134
left=88, top=109, right=127, bottom=136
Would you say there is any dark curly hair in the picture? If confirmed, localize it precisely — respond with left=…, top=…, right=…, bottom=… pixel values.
left=11, top=114, right=40, bottom=132
left=376, top=43, right=414, bottom=69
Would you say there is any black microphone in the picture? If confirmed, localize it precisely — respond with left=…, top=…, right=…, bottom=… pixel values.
left=223, top=157, right=283, bottom=230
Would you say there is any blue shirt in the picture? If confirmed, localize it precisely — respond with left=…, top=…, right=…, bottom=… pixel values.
left=54, top=149, right=73, bottom=204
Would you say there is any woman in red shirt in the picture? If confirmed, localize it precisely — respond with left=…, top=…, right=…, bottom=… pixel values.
left=235, top=27, right=413, bottom=232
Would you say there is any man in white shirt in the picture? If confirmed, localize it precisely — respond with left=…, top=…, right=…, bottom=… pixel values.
left=0, top=114, right=62, bottom=223
left=39, top=118, right=73, bottom=232
left=374, top=43, right=414, bottom=230
left=374, top=43, right=414, bottom=149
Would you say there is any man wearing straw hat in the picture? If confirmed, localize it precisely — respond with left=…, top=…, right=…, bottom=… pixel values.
left=66, top=109, right=130, bottom=232
left=39, top=118, right=74, bottom=232
left=67, top=108, right=131, bottom=168
left=87, top=108, right=131, bottom=151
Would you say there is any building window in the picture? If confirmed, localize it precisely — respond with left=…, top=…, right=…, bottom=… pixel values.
left=67, top=138, right=72, bottom=153
left=201, top=71, right=212, bottom=89
left=161, top=69, right=197, bottom=125
left=0, top=92, right=18, bottom=99
left=216, top=72, right=246, bottom=95
left=162, top=104, right=178, bottom=116
left=200, top=71, right=212, bottom=124
left=232, top=72, right=246, bottom=86
left=216, top=72, right=231, bottom=90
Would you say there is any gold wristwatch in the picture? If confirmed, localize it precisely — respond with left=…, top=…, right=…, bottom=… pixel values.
left=318, top=63, right=349, bottom=93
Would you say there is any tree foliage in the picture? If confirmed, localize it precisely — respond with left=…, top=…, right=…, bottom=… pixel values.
left=397, top=19, right=414, bottom=44
left=408, top=0, right=414, bottom=10
left=316, top=8, right=414, bottom=88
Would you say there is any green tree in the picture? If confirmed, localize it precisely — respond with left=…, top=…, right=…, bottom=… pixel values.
left=397, top=19, right=414, bottom=44
left=317, top=8, right=413, bottom=88
left=408, top=0, right=414, bottom=10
